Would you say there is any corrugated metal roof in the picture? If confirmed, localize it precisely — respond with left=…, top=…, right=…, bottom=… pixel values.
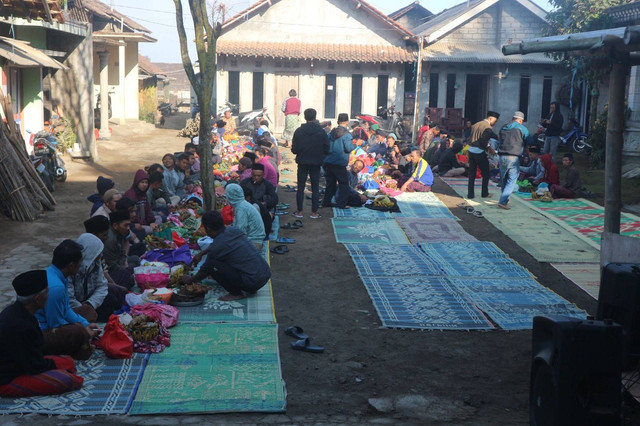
left=423, top=42, right=557, bottom=64
left=82, top=0, right=150, bottom=33
left=608, top=1, right=640, bottom=24
left=0, top=36, right=67, bottom=69
left=412, top=1, right=474, bottom=36
left=217, top=40, right=416, bottom=63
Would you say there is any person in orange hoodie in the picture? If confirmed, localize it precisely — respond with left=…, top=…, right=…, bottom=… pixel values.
left=539, top=154, right=560, bottom=186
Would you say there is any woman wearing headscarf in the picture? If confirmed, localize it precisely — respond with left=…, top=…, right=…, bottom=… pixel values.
left=225, top=183, right=266, bottom=247
left=68, top=233, right=126, bottom=323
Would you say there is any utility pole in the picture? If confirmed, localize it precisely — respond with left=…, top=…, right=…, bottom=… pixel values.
left=411, top=36, right=423, bottom=145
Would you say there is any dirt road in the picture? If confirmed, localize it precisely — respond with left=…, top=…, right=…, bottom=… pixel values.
left=0, top=115, right=636, bottom=425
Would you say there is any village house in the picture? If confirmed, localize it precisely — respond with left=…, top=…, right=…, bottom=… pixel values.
left=412, top=0, right=565, bottom=133
left=388, top=1, right=433, bottom=35
left=216, top=0, right=418, bottom=134
left=0, top=0, right=94, bottom=156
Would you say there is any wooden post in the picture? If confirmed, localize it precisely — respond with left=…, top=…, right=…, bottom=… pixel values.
left=40, top=0, right=53, bottom=23
left=411, top=37, right=423, bottom=146
left=604, top=62, right=628, bottom=234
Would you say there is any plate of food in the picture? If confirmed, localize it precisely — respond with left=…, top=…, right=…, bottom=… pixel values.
left=170, top=283, right=211, bottom=306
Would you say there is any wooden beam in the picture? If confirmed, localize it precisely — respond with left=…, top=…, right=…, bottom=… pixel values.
left=40, top=0, right=52, bottom=23
left=604, top=61, right=629, bottom=234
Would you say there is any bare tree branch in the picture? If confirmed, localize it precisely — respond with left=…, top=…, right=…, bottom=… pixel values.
left=173, top=0, right=200, bottom=93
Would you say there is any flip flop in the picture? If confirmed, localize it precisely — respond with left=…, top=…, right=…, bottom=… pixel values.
left=276, top=237, right=296, bottom=244
left=274, top=211, right=289, bottom=216
left=310, top=214, right=321, bottom=219
left=466, top=207, right=476, bottom=214
left=473, top=210, right=484, bottom=218
left=276, top=203, right=290, bottom=209
left=284, top=326, right=308, bottom=340
left=282, top=223, right=300, bottom=229
left=293, top=220, right=304, bottom=227
left=292, top=212, right=304, bottom=218
left=270, top=245, right=289, bottom=255
left=290, top=338, right=324, bottom=353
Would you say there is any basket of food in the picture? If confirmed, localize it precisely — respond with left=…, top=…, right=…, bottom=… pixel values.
left=134, top=262, right=170, bottom=291
left=144, top=287, right=173, bottom=304
left=125, top=315, right=159, bottom=343
left=170, top=283, right=211, bottom=307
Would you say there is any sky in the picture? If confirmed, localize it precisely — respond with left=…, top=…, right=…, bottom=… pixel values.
left=111, top=0, right=554, bottom=63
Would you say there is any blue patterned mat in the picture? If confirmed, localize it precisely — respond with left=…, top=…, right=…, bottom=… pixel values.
left=332, top=219, right=409, bottom=244
left=395, top=201, right=456, bottom=219
left=0, top=352, right=149, bottom=415
left=333, top=207, right=393, bottom=219
left=418, top=241, right=509, bottom=260
left=450, top=278, right=586, bottom=330
left=360, top=276, right=494, bottom=330
left=344, top=243, right=443, bottom=277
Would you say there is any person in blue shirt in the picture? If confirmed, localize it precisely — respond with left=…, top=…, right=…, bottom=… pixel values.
left=497, top=111, right=533, bottom=209
left=322, top=113, right=358, bottom=210
left=36, top=240, right=100, bottom=360
left=399, top=149, right=434, bottom=192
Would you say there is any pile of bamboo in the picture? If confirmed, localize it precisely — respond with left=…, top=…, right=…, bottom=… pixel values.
left=0, top=89, right=55, bottom=221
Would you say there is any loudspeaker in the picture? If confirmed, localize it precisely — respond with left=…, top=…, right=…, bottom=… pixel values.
left=597, top=263, right=640, bottom=368
left=530, top=315, right=623, bottom=426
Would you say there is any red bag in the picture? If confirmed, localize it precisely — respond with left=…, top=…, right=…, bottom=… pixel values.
left=95, top=315, right=133, bottom=359
left=171, top=231, right=186, bottom=247
left=221, top=204, right=234, bottom=225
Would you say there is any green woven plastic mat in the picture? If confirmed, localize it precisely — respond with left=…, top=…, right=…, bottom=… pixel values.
left=129, top=323, right=286, bottom=414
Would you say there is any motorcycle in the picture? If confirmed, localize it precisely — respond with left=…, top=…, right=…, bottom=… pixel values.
left=236, top=107, right=272, bottom=137
left=561, top=118, right=592, bottom=155
left=356, top=105, right=412, bottom=141
left=28, top=130, right=67, bottom=192
left=535, top=118, right=592, bottom=155
left=157, top=102, right=174, bottom=117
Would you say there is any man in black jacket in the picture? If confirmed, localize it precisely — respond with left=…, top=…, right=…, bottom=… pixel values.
left=438, top=141, right=465, bottom=177
left=291, top=108, right=330, bottom=218
left=541, top=101, right=563, bottom=159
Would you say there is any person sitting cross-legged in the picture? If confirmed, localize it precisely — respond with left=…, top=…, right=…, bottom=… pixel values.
left=36, top=240, right=100, bottom=360
left=398, top=149, right=434, bottom=193
left=437, top=140, right=466, bottom=177
left=0, top=270, right=84, bottom=398
left=550, top=153, right=582, bottom=199
left=184, top=210, right=272, bottom=302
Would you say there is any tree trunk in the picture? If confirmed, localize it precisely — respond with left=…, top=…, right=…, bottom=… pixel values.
left=198, top=102, right=215, bottom=212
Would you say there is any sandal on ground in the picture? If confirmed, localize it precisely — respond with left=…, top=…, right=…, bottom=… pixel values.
left=309, top=214, right=321, bottom=219
left=293, top=219, right=304, bottom=227
left=466, top=207, right=476, bottom=214
left=473, top=210, right=484, bottom=218
left=284, top=326, right=308, bottom=340
left=482, top=193, right=493, bottom=198
left=276, top=237, right=296, bottom=244
left=282, top=223, right=300, bottom=229
left=498, top=204, right=511, bottom=210
left=270, top=245, right=289, bottom=255
left=274, top=211, right=289, bottom=216
left=292, top=212, right=304, bottom=218
left=291, top=337, right=324, bottom=353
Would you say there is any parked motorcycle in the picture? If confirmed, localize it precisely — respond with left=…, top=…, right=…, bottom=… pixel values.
left=535, top=118, right=592, bottom=155
left=356, top=105, right=411, bottom=141
left=29, top=130, right=67, bottom=192
left=158, top=102, right=174, bottom=117
left=236, top=107, right=272, bottom=137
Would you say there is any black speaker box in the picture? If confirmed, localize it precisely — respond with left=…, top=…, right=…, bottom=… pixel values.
left=530, top=315, right=623, bottom=426
left=597, top=263, right=640, bottom=368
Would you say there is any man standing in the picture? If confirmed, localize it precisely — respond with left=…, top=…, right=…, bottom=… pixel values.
left=467, top=111, right=500, bottom=199
left=541, top=101, right=563, bottom=159
left=0, top=270, right=84, bottom=397
left=281, top=89, right=301, bottom=147
left=291, top=108, right=329, bottom=219
left=323, top=113, right=357, bottom=211
left=497, top=111, right=532, bottom=209
left=36, top=240, right=100, bottom=360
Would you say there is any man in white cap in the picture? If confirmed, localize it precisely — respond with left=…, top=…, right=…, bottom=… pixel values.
left=497, top=111, right=533, bottom=209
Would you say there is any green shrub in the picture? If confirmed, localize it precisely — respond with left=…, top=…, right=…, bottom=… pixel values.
left=587, top=105, right=631, bottom=169
left=139, top=86, right=157, bottom=125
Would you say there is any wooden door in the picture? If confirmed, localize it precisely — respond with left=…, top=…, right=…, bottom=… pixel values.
left=274, top=73, right=299, bottom=134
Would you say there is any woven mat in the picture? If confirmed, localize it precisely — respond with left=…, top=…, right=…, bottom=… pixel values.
left=396, top=218, right=477, bottom=243
left=129, top=323, right=286, bottom=415
left=440, top=178, right=600, bottom=263
left=551, top=262, right=601, bottom=300
left=449, top=278, right=586, bottom=330
left=344, top=243, right=443, bottom=277
left=0, top=352, right=149, bottom=415
left=333, top=207, right=393, bottom=219
left=418, top=242, right=534, bottom=279
left=177, top=278, right=276, bottom=323
left=360, top=276, right=494, bottom=330
left=332, top=218, right=409, bottom=244
left=514, top=196, right=640, bottom=244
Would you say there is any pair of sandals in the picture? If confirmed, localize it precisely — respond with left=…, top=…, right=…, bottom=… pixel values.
left=271, top=245, right=289, bottom=255
left=457, top=202, right=484, bottom=218
left=284, top=185, right=297, bottom=192
left=282, top=220, right=303, bottom=229
left=285, top=326, right=324, bottom=353
left=276, top=202, right=290, bottom=210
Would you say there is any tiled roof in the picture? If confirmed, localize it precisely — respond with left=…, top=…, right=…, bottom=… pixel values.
left=423, top=42, right=557, bottom=64
left=82, top=0, right=150, bottom=33
left=0, top=0, right=64, bottom=23
left=138, top=55, right=163, bottom=76
left=608, top=1, right=640, bottom=24
left=389, top=1, right=432, bottom=21
left=217, top=40, right=416, bottom=63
